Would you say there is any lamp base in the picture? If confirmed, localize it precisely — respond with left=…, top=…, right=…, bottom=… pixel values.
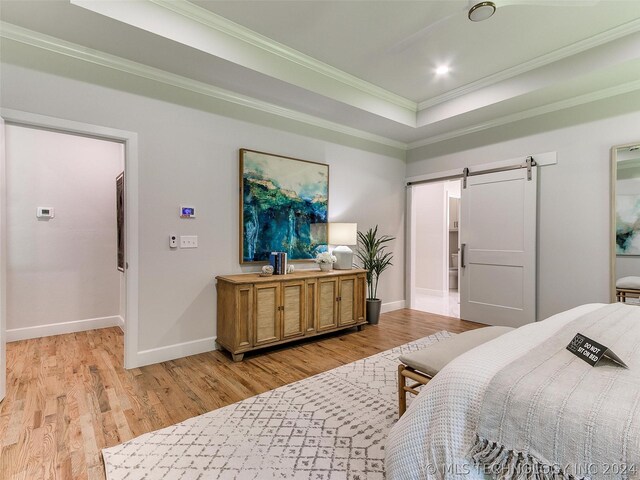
left=333, top=246, right=353, bottom=270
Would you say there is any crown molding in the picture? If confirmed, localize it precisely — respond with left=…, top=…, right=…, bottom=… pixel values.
left=0, top=22, right=408, bottom=151
left=3, top=22, right=638, bottom=154
left=409, top=78, right=640, bottom=149
left=146, top=0, right=418, bottom=113
left=417, top=17, right=640, bottom=111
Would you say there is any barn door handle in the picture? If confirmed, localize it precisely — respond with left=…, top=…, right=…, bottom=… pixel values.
left=460, top=244, right=466, bottom=268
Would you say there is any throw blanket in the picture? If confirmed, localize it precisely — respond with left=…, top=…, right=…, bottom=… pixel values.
left=470, top=303, right=640, bottom=479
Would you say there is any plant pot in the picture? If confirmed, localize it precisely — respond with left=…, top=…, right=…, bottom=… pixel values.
left=366, top=298, right=382, bottom=325
left=319, top=263, right=333, bottom=272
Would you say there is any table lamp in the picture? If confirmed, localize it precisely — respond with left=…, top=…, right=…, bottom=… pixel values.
left=329, top=223, right=358, bottom=270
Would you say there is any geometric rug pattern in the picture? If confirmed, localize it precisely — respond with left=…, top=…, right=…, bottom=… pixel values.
left=102, top=331, right=452, bottom=480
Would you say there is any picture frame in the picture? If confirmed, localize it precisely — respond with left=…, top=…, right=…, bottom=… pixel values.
left=239, top=149, right=329, bottom=263
left=116, top=171, right=125, bottom=271
left=616, top=194, right=640, bottom=255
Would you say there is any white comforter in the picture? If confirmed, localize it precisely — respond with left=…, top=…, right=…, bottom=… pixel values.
left=385, top=303, right=605, bottom=480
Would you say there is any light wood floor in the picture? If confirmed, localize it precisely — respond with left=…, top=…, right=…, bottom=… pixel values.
left=0, top=309, right=482, bottom=480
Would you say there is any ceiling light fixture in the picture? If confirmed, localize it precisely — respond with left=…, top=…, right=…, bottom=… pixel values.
left=468, top=1, right=497, bottom=22
left=435, top=65, right=450, bottom=75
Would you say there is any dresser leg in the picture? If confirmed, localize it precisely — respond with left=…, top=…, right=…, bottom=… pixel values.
left=232, top=353, right=244, bottom=362
left=357, top=325, right=364, bottom=331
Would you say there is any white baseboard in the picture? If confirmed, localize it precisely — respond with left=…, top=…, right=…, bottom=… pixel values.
left=136, top=336, right=217, bottom=368
left=381, top=300, right=406, bottom=313
left=7, top=315, right=124, bottom=342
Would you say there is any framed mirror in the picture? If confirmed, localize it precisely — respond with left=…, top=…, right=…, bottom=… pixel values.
left=611, top=142, right=640, bottom=303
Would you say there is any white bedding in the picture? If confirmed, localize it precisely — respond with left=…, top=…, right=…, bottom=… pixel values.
left=385, top=303, right=605, bottom=480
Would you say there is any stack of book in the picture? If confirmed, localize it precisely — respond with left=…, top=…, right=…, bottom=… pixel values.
left=269, top=252, right=288, bottom=275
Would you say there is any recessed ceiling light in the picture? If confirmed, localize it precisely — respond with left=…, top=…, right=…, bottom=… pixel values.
left=435, top=65, right=450, bottom=75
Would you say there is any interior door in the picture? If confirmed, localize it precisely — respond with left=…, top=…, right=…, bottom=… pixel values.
left=460, top=165, right=537, bottom=327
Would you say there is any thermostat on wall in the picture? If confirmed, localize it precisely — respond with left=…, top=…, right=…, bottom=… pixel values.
left=180, top=206, right=195, bottom=218
left=37, top=207, right=55, bottom=219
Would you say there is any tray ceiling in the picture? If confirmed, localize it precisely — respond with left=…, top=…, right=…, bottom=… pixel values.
left=1, top=0, right=640, bottom=148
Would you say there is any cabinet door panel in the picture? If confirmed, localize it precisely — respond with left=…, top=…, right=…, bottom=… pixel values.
left=254, top=284, right=281, bottom=346
left=339, top=276, right=357, bottom=326
left=317, top=279, right=337, bottom=331
left=282, top=281, right=305, bottom=339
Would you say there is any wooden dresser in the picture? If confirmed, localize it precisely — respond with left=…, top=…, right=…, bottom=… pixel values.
left=215, top=269, right=367, bottom=361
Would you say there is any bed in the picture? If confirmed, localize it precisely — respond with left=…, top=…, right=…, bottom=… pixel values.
left=385, top=303, right=640, bottom=479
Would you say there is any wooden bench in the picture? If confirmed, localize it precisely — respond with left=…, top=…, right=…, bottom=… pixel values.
left=398, top=326, right=514, bottom=417
left=616, top=276, right=640, bottom=304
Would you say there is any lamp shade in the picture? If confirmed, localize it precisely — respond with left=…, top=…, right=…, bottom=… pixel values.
left=329, top=223, right=357, bottom=246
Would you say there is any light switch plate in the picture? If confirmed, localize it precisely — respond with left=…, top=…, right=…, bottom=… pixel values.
left=180, top=235, right=198, bottom=248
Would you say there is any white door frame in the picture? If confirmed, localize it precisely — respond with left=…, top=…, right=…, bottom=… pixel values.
left=405, top=152, right=557, bottom=316
left=0, top=108, right=140, bottom=369
left=0, top=116, right=7, bottom=401
left=406, top=186, right=415, bottom=309
left=442, top=189, right=450, bottom=292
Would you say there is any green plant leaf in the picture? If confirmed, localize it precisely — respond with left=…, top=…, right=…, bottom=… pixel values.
left=354, top=225, right=395, bottom=300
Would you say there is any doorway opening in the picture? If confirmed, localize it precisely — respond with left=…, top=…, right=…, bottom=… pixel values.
left=407, top=155, right=539, bottom=327
left=4, top=124, right=126, bottom=344
left=410, top=179, right=461, bottom=318
left=0, top=110, right=139, bottom=404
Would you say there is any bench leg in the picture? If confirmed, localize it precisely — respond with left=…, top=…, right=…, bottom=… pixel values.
left=398, top=364, right=407, bottom=418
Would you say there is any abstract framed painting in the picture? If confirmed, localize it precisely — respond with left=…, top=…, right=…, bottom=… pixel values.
left=616, top=194, right=640, bottom=255
left=239, top=149, right=328, bottom=263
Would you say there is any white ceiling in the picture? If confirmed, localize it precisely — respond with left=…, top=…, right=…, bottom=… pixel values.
left=2, top=0, right=640, bottom=148
left=192, top=0, right=640, bottom=102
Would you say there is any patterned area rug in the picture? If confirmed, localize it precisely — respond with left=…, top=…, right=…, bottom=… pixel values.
left=102, top=331, right=452, bottom=479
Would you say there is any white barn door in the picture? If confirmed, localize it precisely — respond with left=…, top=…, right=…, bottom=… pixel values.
left=460, top=164, right=537, bottom=327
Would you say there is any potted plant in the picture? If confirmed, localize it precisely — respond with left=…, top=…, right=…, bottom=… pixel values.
left=355, top=225, right=395, bottom=325
left=315, top=251, right=337, bottom=272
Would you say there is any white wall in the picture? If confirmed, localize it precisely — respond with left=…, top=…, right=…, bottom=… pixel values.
left=407, top=109, right=640, bottom=320
left=4, top=125, right=124, bottom=340
left=413, top=183, right=445, bottom=292
left=0, top=59, right=406, bottom=363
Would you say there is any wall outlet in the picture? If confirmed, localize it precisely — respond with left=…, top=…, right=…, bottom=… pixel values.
left=169, top=234, right=177, bottom=248
left=180, top=235, right=198, bottom=248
